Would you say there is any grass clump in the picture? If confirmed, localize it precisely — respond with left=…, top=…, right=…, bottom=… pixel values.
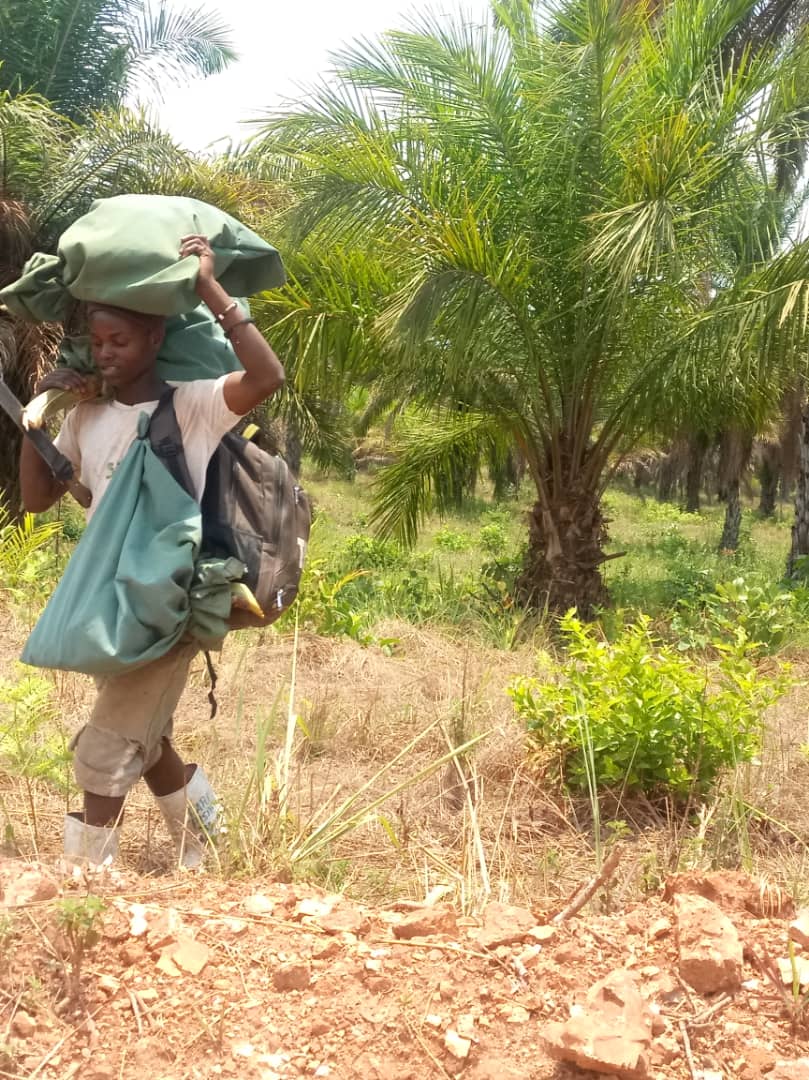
left=509, top=611, right=790, bottom=797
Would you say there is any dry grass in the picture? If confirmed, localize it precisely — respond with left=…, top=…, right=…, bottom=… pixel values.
left=4, top=594, right=809, bottom=914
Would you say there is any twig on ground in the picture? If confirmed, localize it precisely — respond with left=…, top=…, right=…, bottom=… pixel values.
left=28, top=1002, right=107, bottom=1078
left=678, top=1020, right=699, bottom=1080
left=551, top=844, right=623, bottom=924
left=401, top=1011, right=455, bottom=1079
left=127, top=990, right=143, bottom=1036
left=691, top=993, right=733, bottom=1027
left=673, top=971, right=698, bottom=1014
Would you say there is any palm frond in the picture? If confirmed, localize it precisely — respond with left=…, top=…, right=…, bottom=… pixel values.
left=369, top=409, right=512, bottom=545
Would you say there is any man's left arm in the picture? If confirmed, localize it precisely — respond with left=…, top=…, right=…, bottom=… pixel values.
left=180, top=235, right=285, bottom=416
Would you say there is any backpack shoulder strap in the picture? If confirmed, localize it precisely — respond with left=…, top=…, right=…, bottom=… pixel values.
left=148, top=387, right=194, bottom=498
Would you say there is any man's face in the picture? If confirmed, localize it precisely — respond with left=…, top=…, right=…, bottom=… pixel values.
left=88, top=310, right=162, bottom=389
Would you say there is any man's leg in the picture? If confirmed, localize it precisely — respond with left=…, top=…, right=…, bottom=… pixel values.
left=143, top=738, right=186, bottom=797
left=84, top=792, right=126, bottom=827
left=146, top=738, right=219, bottom=869
left=67, top=642, right=200, bottom=864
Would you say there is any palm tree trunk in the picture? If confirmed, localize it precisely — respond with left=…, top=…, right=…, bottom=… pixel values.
left=516, top=458, right=608, bottom=619
left=685, top=431, right=709, bottom=513
left=284, top=415, right=303, bottom=477
left=657, top=449, right=676, bottom=501
left=756, top=442, right=780, bottom=518
left=719, top=480, right=742, bottom=551
left=718, top=428, right=753, bottom=553
left=788, top=398, right=809, bottom=575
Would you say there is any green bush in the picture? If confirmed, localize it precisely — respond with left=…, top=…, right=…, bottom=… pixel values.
left=671, top=576, right=809, bottom=653
left=432, top=528, right=471, bottom=552
left=478, top=521, right=508, bottom=553
left=509, top=612, right=789, bottom=797
left=340, top=533, right=405, bottom=571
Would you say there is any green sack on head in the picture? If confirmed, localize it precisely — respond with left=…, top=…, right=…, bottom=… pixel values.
left=1, top=193, right=285, bottom=321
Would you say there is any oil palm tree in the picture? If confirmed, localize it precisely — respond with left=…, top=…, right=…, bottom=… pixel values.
left=0, top=94, right=226, bottom=511
left=0, top=0, right=236, bottom=122
left=255, top=0, right=809, bottom=614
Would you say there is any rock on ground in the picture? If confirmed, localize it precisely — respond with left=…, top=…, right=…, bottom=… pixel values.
left=543, top=969, right=656, bottom=1079
left=673, top=893, right=743, bottom=994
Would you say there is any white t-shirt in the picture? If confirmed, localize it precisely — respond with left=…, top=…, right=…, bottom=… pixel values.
left=54, top=376, right=243, bottom=521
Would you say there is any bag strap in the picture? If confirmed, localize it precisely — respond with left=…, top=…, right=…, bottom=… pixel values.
left=150, top=391, right=219, bottom=719
left=148, top=387, right=194, bottom=498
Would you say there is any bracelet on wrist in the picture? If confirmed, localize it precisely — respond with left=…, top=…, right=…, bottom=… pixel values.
left=215, top=301, right=238, bottom=323
left=225, top=317, right=256, bottom=340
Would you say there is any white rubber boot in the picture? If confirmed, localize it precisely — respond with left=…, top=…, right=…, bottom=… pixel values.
left=63, top=812, right=119, bottom=866
left=154, top=765, right=219, bottom=870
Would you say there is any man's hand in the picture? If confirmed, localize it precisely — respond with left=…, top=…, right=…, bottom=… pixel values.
left=179, top=232, right=285, bottom=415
left=180, top=234, right=216, bottom=292
left=35, top=368, right=95, bottom=395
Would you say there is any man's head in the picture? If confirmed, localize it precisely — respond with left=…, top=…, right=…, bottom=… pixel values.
left=86, top=303, right=166, bottom=390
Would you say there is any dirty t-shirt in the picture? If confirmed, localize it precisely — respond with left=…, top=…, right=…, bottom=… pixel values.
left=54, top=375, right=243, bottom=521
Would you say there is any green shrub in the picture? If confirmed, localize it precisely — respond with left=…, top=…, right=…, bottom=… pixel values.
left=509, top=612, right=788, bottom=797
left=432, top=528, right=471, bottom=552
left=341, top=534, right=405, bottom=571
left=671, top=576, right=809, bottom=653
left=478, top=521, right=508, bottom=553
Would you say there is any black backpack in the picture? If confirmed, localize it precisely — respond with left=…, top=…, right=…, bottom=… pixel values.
left=149, top=388, right=311, bottom=629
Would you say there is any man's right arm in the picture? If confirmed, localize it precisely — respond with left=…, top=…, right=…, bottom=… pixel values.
left=19, top=438, right=69, bottom=512
left=19, top=369, right=87, bottom=513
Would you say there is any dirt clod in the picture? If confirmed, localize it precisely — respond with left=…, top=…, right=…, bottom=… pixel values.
left=674, top=893, right=743, bottom=994
left=273, top=961, right=311, bottom=992
left=391, top=904, right=456, bottom=939
left=474, top=901, right=537, bottom=949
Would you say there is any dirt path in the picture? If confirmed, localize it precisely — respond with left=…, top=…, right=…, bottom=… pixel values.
left=2, top=861, right=809, bottom=1079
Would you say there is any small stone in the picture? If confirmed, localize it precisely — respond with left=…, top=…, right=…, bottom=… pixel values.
left=316, top=907, right=370, bottom=937
left=674, top=894, right=742, bottom=995
left=128, top=905, right=149, bottom=937
left=499, top=1004, right=530, bottom=1024
left=366, top=975, right=393, bottom=994
left=528, top=925, right=556, bottom=943
left=273, top=962, right=311, bottom=992
left=11, top=1011, right=36, bottom=1038
left=232, top=1043, right=254, bottom=1058
left=3, top=867, right=59, bottom=907
left=778, top=956, right=809, bottom=987
left=543, top=970, right=655, bottom=1080
left=648, top=918, right=671, bottom=941
left=314, top=1067, right=331, bottom=1078
left=791, top=912, right=809, bottom=951
left=444, top=1029, right=472, bottom=1060
left=475, top=902, right=536, bottom=949
left=295, top=897, right=333, bottom=919
left=456, top=1014, right=476, bottom=1040
left=244, top=894, right=274, bottom=916
left=364, top=958, right=382, bottom=973
left=425, top=1014, right=444, bottom=1028
left=137, top=988, right=158, bottom=1003
left=156, top=949, right=181, bottom=978
left=312, top=940, right=341, bottom=961
left=770, top=1059, right=809, bottom=1079
left=172, top=938, right=210, bottom=976
left=392, top=905, right=457, bottom=940
left=97, top=974, right=120, bottom=996
left=310, top=1019, right=331, bottom=1037
left=439, top=980, right=455, bottom=1000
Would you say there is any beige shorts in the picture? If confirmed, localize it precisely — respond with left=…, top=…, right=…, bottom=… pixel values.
left=70, top=641, right=199, bottom=798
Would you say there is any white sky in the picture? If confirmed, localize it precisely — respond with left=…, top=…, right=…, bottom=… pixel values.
left=154, top=0, right=492, bottom=151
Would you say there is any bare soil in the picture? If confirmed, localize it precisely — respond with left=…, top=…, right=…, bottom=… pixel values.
left=5, top=611, right=809, bottom=1077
